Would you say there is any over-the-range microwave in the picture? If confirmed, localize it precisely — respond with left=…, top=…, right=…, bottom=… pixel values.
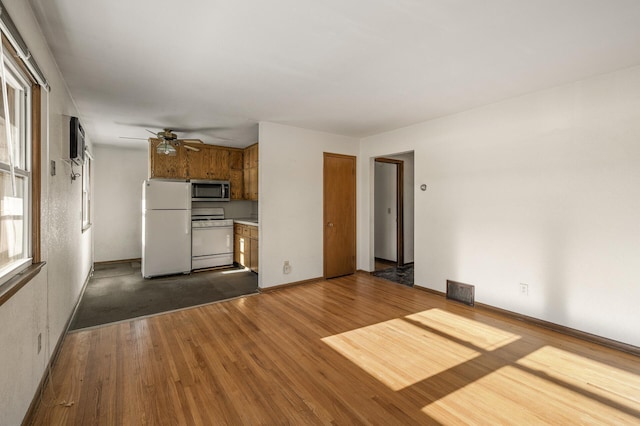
left=191, top=180, right=230, bottom=201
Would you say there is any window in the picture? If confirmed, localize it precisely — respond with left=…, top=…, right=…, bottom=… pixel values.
left=0, top=46, right=32, bottom=284
left=82, top=155, right=91, bottom=230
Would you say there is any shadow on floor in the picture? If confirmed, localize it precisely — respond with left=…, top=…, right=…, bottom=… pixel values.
left=69, top=261, right=258, bottom=331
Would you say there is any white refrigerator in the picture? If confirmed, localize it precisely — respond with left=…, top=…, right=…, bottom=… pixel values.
left=142, top=180, right=192, bottom=278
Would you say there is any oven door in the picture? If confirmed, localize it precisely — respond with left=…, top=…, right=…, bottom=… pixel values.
left=191, top=225, right=233, bottom=257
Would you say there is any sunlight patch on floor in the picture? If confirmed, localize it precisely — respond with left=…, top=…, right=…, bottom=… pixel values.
left=322, top=312, right=481, bottom=391
left=406, top=308, right=521, bottom=351
left=421, top=364, right=640, bottom=425
left=516, top=345, right=640, bottom=409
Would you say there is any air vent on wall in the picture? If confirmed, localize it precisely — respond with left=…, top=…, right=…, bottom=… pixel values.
left=446, top=280, right=475, bottom=306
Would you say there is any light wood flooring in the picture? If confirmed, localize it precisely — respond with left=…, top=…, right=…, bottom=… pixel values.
left=28, top=273, right=640, bottom=425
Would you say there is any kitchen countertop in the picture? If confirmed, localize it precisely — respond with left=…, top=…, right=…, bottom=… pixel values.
left=233, top=218, right=259, bottom=227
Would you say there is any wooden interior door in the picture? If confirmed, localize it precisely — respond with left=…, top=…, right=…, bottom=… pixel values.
left=324, top=153, right=356, bottom=278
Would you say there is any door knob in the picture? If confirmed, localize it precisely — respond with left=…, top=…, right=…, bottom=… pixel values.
left=327, top=222, right=334, bottom=227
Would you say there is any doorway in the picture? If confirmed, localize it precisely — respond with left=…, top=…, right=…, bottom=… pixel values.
left=372, top=152, right=414, bottom=286
left=374, top=158, right=404, bottom=267
left=323, top=153, right=357, bottom=278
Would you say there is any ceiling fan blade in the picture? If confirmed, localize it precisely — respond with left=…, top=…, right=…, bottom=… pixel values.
left=208, top=135, right=234, bottom=141
left=183, top=145, right=200, bottom=152
left=181, top=139, right=205, bottom=143
left=146, top=129, right=158, bottom=136
left=172, top=126, right=232, bottom=133
left=119, top=136, right=148, bottom=140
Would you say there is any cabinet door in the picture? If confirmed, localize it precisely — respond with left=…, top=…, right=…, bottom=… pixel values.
left=207, top=148, right=230, bottom=180
left=249, top=237, right=258, bottom=273
left=185, top=147, right=207, bottom=179
left=184, top=146, right=231, bottom=180
left=249, top=166, right=258, bottom=200
left=149, top=139, right=186, bottom=179
left=243, top=146, right=251, bottom=169
left=234, top=233, right=241, bottom=265
left=237, top=235, right=249, bottom=267
left=250, top=144, right=259, bottom=168
left=230, top=149, right=243, bottom=170
left=243, top=168, right=251, bottom=199
left=230, top=169, right=243, bottom=200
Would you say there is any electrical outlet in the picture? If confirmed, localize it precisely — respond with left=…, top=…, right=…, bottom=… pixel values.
left=519, top=283, right=528, bottom=296
left=283, top=261, right=291, bottom=274
left=37, top=333, right=42, bottom=354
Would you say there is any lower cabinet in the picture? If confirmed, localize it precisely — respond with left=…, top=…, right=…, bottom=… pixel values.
left=234, top=223, right=258, bottom=273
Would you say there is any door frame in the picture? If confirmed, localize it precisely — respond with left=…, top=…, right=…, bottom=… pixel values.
left=323, top=152, right=357, bottom=278
left=374, top=157, right=404, bottom=266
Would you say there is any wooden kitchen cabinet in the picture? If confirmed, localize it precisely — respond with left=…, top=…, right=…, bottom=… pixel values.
left=149, top=139, right=238, bottom=181
left=234, top=223, right=258, bottom=273
left=249, top=235, right=258, bottom=273
left=230, top=169, right=243, bottom=200
left=186, top=145, right=230, bottom=180
left=149, top=138, right=187, bottom=179
left=243, top=143, right=259, bottom=201
left=249, top=166, right=258, bottom=200
left=229, top=149, right=244, bottom=200
left=230, top=149, right=243, bottom=170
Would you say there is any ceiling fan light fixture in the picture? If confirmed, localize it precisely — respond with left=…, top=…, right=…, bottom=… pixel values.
left=157, top=140, right=177, bottom=156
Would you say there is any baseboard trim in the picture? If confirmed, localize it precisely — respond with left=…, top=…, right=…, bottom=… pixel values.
left=414, top=285, right=445, bottom=297
left=94, top=258, right=141, bottom=266
left=413, top=285, right=639, bottom=357
left=260, top=276, right=324, bottom=293
left=22, top=266, right=93, bottom=426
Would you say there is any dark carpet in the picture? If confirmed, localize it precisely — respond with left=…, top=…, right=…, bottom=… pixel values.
left=372, top=263, right=414, bottom=287
left=69, top=261, right=258, bottom=331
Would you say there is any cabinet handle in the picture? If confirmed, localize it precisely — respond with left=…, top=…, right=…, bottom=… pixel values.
left=327, top=222, right=334, bottom=228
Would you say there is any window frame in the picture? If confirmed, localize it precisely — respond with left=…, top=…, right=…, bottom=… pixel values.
left=82, top=153, right=91, bottom=231
left=0, top=34, right=43, bottom=302
left=0, top=44, right=33, bottom=285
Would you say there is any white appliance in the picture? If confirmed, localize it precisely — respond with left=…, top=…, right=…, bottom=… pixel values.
left=191, top=180, right=230, bottom=201
left=191, top=207, right=234, bottom=269
left=142, top=180, right=192, bottom=278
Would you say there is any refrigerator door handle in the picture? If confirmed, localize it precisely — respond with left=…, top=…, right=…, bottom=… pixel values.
left=186, top=216, right=190, bottom=234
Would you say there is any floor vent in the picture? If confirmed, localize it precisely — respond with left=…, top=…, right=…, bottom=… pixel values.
left=446, top=280, right=475, bottom=306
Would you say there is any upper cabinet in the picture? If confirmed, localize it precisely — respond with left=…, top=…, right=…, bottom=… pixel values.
left=186, top=146, right=230, bottom=180
left=229, top=149, right=244, bottom=200
left=243, top=143, right=258, bottom=201
left=149, top=139, right=258, bottom=201
left=149, top=138, right=186, bottom=179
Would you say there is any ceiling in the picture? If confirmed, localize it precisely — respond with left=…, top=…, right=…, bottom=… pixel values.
left=29, top=0, right=640, bottom=149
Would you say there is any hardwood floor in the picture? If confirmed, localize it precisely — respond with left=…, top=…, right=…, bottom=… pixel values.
left=28, top=274, right=640, bottom=425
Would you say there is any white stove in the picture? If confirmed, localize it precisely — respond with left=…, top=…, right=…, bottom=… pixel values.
left=191, top=207, right=234, bottom=269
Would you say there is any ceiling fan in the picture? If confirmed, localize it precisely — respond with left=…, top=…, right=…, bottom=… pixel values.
left=120, top=128, right=202, bottom=155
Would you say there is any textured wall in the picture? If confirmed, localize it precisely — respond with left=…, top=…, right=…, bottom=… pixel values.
left=0, top=2, right=93, bottom=425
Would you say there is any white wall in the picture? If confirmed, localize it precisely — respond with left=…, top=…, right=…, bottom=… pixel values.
left=0, top=2, right=93, bottom=425
left=374, top=161, right=397, bottom=261
left=360, top=65, right=640, bottom=347
left=259, top=122, right=359, bottom=288
left=93, top=144, right=147, bottom=262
